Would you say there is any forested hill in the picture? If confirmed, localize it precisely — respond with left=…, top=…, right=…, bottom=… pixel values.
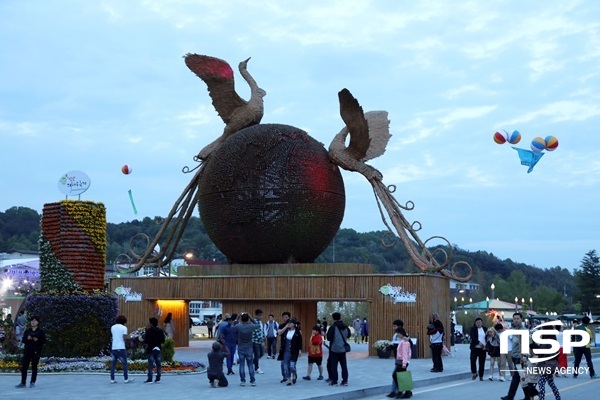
left=0, top=206, right=577, bottom=304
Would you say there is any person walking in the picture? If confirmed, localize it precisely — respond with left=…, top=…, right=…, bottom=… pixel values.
left=263, top=314, right=279, bottom=359
left=207, top=341, right=230, bottom=387
left=220, top=315, right=237, bottom=376
left=252, top=309, right=265, bottom=374
left=572, top=316, right=596, bottom=379
left=497, top=324, right=512, bottom=382
left=206, top=317, right=215, bottom=339
left=555, top=325, right=568, bottom=377
left=469, top=317, right=488, bottom=381
left=326, top=312, right=350, bottom=386
left=427, top=313, right=444, bottom=373
left=486, top=324, right=501, bottom=380
left=110, top=315, right=134, bottom=384
left=322, top=317, right=328, bottom=335
left=352, top=317, right=362, bottom=343
left=143, top=317, right=165, bottom=384
left=15, top=311, right=26, bottom=344
left=501, top=312, right=527, bottom=400
left=303, top=324, right=324, bottom=381
left=163, top=312, right=175, bottom=338
left=278, top=317, right=303, bottom=385
left=536, top=328, right=562, bottom=400
left=277, top=311, right=292, bottom=382
left=386, top=319, right=404, bottom=396
left=391, top=327, right=413, bottom=399
left=15, top=316, right=45, bottom=388
left=361, top=318, right=369, bottom=344
left=233, top=312, right=260, bottom=386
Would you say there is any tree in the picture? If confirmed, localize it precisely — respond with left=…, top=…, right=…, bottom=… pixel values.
left=574, top=250, right=600, bottom=313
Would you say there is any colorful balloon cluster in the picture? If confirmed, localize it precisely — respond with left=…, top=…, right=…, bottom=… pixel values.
left=493, top=130, right=521, bottom=145
left=494, top=132, right=559, bottom=152
left=530, top=135, right=559, bottom=152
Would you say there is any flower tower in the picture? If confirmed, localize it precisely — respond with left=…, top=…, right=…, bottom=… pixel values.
left=40, top=200, right=107, bottom=292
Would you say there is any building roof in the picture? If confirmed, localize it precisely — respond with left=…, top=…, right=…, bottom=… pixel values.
left=461, top=298, right=530, bottom=312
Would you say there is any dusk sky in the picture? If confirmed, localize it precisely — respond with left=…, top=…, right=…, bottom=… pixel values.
left=1, top=1, right=599, bottom=272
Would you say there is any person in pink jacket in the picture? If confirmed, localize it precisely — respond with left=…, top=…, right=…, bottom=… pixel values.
left=390, top=327, right=412, bottom=399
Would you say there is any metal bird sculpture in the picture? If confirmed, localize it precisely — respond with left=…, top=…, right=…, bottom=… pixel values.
left=184, top=54, right=267, bottom=160
left=329, top=88, right=472, bottom=282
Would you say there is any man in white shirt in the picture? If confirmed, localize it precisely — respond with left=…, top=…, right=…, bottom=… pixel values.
left=110, top=315, right=134, bottom=384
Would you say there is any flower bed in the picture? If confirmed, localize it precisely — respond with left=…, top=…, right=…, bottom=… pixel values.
left=0, top=354, right=205, bottom=374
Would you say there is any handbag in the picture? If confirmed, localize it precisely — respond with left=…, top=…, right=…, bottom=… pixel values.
left=337, top=325, right=351, bottom=353
left=396, top=370, right=414, bottom=391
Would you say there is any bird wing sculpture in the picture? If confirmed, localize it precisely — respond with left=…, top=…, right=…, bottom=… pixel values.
left=329, top=89, right=391, bottom=180
left=114, top=55, right=267, bottom=274
left=184, top=54, right=266, bottom=159
left=329, top=88, right=472, bottom=282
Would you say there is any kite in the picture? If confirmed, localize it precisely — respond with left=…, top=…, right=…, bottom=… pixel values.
left=494, top=131, right=559, bottom=173
left=128, top=189, right=138, bottom=215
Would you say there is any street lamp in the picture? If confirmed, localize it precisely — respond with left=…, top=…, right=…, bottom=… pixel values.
left=491, top=283, right=495, bottom=300
left=529, top=297, right=533, bottom=312
left=515, top=296, right=519, bottom=312
left=486, top=296, right=490, bottom=311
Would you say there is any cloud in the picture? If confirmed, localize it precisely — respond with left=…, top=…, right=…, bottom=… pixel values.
left=500, top=101, right=600, bottom=125
left=437, top=106, right=497, bottom=127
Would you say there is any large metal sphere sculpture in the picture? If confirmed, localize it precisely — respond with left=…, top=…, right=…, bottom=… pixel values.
left=198, top=124, right=345, bottom=263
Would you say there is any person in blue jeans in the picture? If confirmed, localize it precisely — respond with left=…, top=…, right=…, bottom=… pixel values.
left=278, top=318, right=303, bottom=385
left=110, top=315, right=134, bottom=384
left=220, top=316, right=238, bottom=375
left=143, top=317, right=166, bottom=384
left=233, top=312, right=261, bottom=386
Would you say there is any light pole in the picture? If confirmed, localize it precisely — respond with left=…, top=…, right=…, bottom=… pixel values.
left=491, top=283, right=495, bottom=300
left=486, top=296, right=490, bottom=312
left=530, top=297, right=533, bottom=313
left=515, top=296, right=519, bottom=312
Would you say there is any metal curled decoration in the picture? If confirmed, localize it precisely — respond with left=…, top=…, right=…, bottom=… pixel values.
left=128, top=233, right=154, bottom=261
left=370, top=177, right=473, bottom=282
left=118, top=156, right=206, bottom=275
left=113, top=253, right=135, bottom=274
left=381, top=231, right=397, bottom=248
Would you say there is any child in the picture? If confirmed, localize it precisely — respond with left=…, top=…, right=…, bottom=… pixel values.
left=207, top=341, right=230, bottom=388
left=392, top=327, right=412, bottom=399
left=303, top=325, right=324, bottom=380
left=486, top=325, right=501, bottom=380
left=520, top=354, right=539, bottom=400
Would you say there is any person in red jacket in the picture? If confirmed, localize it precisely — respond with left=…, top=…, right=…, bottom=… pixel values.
left=303, top=325, right=324, bottom=380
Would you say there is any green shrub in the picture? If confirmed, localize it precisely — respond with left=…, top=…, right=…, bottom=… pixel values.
left=53, top=315, right=111, bottom=358
left=23, top=292, right=118, bottom=357
left=162, top=338, right=175, bottom=363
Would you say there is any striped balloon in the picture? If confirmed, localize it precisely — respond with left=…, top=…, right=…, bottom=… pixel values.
left=121, top=165, right=132, bottom=175
left=530, top=137, right=546, bottom=152
left=507, top=130, right=521, bottom=144
left=544, top=135, right=559, bottom=151
left=493, top=131, right=507, bottom=144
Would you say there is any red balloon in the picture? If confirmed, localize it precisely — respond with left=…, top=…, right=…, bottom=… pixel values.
left=121, top=165, right=132, bottom=175
left=493, top=131, right=507, bottom=144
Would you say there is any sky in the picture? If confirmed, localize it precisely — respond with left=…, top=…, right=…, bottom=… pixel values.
left=1, top=0, right=599, bottom=272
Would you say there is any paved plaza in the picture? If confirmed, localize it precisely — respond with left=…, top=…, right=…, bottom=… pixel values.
left=2, top=340, right=598, bottom=400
